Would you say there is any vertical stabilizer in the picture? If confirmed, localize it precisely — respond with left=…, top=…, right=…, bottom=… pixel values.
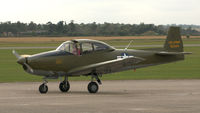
left=164, top=27, right=183, bottom=52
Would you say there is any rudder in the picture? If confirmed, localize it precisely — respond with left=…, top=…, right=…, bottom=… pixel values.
left=164, top=27, right=183, bottom=52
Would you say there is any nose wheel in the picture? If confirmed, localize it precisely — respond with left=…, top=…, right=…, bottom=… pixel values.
left=39, top=78, right=48, bottom=94
left=39, top=83, right=48, bottom=94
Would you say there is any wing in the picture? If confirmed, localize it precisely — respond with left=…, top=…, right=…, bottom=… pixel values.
left=67, top=56, right=145, bottom=75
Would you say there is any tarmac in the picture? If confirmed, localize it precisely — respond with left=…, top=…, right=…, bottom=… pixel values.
left=0, top=80, right=200, bottom=113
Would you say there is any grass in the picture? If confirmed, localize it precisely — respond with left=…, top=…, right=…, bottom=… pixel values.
left=0, top=38, right=200, bottom=47
left=0, top=37, right=199, bottom=82
left=106, top=38, right=200, bottom=45
left=0, top=49, right=46, bottom=82
left=0, top=42, right=60, bottom=47
left=0, top=44, right=199, bottom=82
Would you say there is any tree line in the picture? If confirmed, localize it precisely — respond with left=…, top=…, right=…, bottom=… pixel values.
left=0, top=21, right=199, bottom=37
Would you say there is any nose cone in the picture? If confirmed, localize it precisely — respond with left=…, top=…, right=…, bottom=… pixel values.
left=17, top=57, right=26, bottom=65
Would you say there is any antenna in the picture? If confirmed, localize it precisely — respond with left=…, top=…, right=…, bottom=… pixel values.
left=124, top=40, right=133, bottom=51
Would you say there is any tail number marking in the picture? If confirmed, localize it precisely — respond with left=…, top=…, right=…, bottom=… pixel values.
left=168, top=41, right=180, bottom=48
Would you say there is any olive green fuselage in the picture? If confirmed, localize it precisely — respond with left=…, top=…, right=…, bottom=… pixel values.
left=27, top=49, right=183, bottom=76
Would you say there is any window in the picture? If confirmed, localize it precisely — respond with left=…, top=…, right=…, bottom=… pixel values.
left=56, top=41, right=80, bottom=55
left=59, top=43, right=73, bottom=53
left=93, top=42, right=108, bottom=51
left=81, top=43, right=93, bottom=54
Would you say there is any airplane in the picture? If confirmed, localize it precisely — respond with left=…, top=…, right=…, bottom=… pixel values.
left=13, top=27, right=191, bottom=94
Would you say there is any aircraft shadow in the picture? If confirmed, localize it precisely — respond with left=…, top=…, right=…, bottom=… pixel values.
left=45, top=90, right=130, bottom=95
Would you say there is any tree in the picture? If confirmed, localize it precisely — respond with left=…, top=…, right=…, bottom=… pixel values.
left=56, top=21, right=65, bottom=34
left=28, top=21, right=37, bottom=31
left=0, top=21, right=199, bottom=37
left=68, top=20, right=76, bottom=36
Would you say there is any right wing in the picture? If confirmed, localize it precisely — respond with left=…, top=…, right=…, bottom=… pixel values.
left=67, top=56, right=145, bottom=75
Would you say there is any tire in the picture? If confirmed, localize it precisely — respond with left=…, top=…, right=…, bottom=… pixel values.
left=88, top=82, right=99, bottom=93
left=39, top=84, right=48, bottom=94
left=59, top=81, right=70, bottom=92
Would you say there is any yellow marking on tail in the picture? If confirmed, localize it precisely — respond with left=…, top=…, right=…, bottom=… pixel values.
left=168, top=41, right=180, bottom=48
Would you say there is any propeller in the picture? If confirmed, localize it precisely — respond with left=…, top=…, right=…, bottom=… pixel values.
left=12, top=50, right=21, bottom=59
left=12, top=50, right=34, bottom=73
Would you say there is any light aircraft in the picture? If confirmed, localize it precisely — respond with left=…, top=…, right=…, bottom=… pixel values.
left=13, top=27, right=191, bottom=94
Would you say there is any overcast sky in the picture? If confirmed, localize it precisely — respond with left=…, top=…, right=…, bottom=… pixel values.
left=0, top=0, right=199, bottom=25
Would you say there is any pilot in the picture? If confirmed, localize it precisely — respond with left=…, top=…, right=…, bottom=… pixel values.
left=72, top=43, right=81, bottom=55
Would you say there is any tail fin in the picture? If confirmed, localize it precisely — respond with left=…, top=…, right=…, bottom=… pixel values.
left=164, top=27, right=183, bottom=52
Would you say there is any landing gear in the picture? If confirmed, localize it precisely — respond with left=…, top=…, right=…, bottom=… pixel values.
left=59, top=75, right=70, bottom=92
left=59, top=81, right=70, bottom=92
left=88, top=82, right=99, bottom=93
left=87, top=73, right=102, bottom=93
left=39, top=82, right=48, bottom=94
left=38, top=74, right=102, bottom=94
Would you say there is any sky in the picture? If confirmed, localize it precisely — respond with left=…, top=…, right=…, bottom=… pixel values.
left=0, top=0, right=199, bottom=25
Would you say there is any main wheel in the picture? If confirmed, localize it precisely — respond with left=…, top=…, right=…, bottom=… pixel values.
left=59, top=81, right=70, bottom=92
left=39, top=84, right=48, bottom=94
left=88, top=82, right=99, bottom=93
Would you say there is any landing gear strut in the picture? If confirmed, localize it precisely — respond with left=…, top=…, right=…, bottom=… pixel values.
left=59, top=76, right=70, bottom=92
left=39, top=79, right=48, bottom=94
left=87, top=73, right=102, bottom=93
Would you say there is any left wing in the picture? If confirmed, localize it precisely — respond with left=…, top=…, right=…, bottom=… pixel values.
left=67, top=56, right=145, bottom=75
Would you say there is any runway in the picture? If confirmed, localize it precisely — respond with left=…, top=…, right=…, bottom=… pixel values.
left=0, top=80, right=200, bottom=113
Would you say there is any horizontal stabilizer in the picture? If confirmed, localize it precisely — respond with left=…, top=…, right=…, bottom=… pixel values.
left=156, top=51, right=192, bottom=56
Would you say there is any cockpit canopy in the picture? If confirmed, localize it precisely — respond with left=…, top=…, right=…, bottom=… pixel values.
left=56, top=39, right=115, bottom=55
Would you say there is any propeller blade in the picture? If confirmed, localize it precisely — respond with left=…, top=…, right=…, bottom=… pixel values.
left=12, top=50, right=34, bottom=73
left=24, top=63, right=34, bottom=73
left=12, top=50, right=21, bottom=59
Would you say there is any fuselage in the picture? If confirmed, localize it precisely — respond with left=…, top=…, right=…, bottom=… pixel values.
left=27, top=48, right=184, bottom=76
left=16, top=39, right=185, bottom=77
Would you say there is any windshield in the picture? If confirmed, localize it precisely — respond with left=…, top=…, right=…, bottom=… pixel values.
left=56, top=41, right=71, bottom=51
left=56, top=41, right=81, bottom=55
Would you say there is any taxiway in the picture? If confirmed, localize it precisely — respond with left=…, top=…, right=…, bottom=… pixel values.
left=0, top=80, right=200, bottom=113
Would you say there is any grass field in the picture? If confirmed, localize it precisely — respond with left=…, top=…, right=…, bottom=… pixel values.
left=0, top=38, right=200, bottom=47
left=0, top=37, right=199, bottom=82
